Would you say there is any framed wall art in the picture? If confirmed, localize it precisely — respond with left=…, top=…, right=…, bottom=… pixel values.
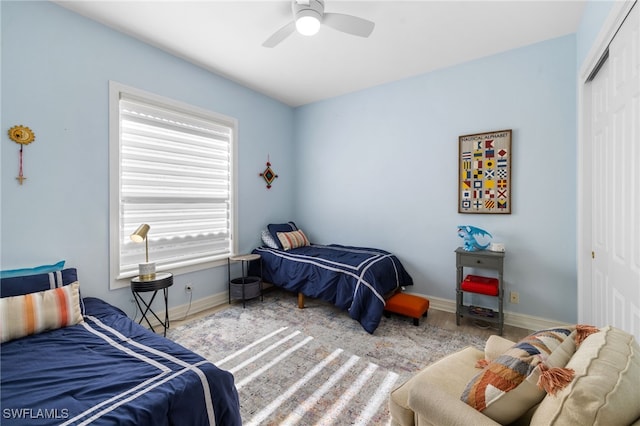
left=458, top=129, right=512, bottom=214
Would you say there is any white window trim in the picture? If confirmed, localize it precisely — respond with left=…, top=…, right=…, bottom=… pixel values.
left=109, top=81, right=238, bottom=290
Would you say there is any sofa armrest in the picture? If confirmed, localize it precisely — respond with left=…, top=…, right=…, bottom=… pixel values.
left=484, top=335, right=515, bottom=361
left=408, top=385, right=500, bottom=426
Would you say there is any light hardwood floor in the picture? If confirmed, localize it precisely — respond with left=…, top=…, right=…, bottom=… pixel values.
left=418, top=308, right=532, bottom=342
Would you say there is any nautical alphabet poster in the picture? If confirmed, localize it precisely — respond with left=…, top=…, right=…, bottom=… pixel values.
left=458, top=129, right=512, bottom=214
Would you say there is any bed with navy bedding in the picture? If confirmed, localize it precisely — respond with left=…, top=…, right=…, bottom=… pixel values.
left=252, top=223, right=414, bottom=334
left=0, top=267, right=241, bottom=426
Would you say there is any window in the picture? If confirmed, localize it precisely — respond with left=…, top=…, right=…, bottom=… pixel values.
left=109, top=82, right=237, bottom=289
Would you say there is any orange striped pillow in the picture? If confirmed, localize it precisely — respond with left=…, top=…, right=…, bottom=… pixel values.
left=277, top=229, right=310, bottom=251
left=0, top=281, right=83, bottom=343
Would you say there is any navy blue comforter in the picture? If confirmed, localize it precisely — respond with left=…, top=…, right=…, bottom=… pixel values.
left=1, top=297, right=241, bottom=426
left=252, top=244, right=413, bottom=333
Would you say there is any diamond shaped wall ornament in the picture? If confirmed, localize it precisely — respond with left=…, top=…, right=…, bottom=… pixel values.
left=260, top=156, right=278, bottom=189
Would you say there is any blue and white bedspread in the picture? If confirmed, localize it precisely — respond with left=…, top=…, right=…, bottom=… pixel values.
left=1, top=297, right=241, bottom=426
left=252, top=244, right=414, bottom=334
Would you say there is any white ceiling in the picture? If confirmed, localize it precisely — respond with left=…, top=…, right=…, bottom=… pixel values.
left=54, top=0, right=586, bottom=107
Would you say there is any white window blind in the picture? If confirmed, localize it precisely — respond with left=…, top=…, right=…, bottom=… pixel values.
left=112, top=85, right=236, bottom=282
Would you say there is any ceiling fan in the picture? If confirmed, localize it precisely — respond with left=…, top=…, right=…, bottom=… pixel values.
left=262, top=0, right=375, bottom=48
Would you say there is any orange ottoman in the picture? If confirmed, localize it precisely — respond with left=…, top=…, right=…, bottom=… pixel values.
left=384, top=292, right=430, bottom=326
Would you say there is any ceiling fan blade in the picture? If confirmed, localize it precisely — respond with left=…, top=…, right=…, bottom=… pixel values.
left=262, top=21, right=296, bottom=48
left=323, top=13, right=375, bottom=38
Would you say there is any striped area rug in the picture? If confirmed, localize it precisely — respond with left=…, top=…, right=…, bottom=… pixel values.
left=167, top=289, right=486, bottom=425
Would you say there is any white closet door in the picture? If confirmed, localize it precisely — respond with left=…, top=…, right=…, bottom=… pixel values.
left=590, top=3, right=640, bottom=339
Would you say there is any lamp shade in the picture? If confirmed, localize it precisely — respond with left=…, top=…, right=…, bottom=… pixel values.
left=130, top=223, right=150, bottom=243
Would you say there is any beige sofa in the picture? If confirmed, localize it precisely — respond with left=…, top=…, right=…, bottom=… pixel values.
left=390, top=326, right=640, bottom=425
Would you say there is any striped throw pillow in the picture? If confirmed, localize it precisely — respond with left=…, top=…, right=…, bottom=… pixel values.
left=277, top=229, right=310, bottom=251
left=461, top=327, right=575, bottom=424
left=0, top=281, right=83, bottom=343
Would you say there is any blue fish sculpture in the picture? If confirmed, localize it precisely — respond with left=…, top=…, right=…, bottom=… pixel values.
left=457, top=225, right=492, bottom=251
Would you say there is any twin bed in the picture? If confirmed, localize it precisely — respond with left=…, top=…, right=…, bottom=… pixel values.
left=252, top=222, right=414, bottom=334
left=0, top=224, right=411, bottom=424
left=0, top=267, right=241, bottom=426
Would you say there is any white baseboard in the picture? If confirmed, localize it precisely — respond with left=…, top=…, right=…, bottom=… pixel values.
left=171, top=291, right=228, bottom=319
left=412, top=293, right=571, bottom=331
left=147, top=291, right=569, bottom=333
left=142, top=291, right=228, bottom=329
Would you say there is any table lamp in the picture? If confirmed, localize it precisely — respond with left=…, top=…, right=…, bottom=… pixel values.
left=130, top=223, right=156, bottom=280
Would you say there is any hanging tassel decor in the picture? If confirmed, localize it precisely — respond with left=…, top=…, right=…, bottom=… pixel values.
left=259, top=155, right=278, bottom=189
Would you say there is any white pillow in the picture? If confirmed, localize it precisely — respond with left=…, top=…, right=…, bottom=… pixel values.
left=261, top=228, right=279, bottom=249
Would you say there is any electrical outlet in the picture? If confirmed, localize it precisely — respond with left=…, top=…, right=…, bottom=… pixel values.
left=510, top=291, right=520, bottom=304
left=185, top=284, right=193, bottom=293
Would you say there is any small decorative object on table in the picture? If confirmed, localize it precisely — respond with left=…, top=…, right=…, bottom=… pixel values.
left=457, top=225, right=492, bottom=251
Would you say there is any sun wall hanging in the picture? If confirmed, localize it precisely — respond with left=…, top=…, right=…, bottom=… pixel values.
left=259, top=155, right=278, bottom=189
left=8, top=125, right=36, bottom=185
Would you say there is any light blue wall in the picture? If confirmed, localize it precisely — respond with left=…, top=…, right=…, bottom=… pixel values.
left=1, top=1, right=294, bottom=314
left=1, top=0, right=617, bottom=325
left=294, top=35, right=578, bottom=323
left=576, top=1, right=615, bottom=68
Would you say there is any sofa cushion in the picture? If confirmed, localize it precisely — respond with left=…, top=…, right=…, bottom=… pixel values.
left=531, top=326, right=640, bottom=425
left=390, top=346, right=484, bottom=426
left=461, top=327, right=576, bottom=424
left=484, top=335, right=517, bottom=361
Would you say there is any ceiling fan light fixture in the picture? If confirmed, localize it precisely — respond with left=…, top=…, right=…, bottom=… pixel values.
left=263, top=0, right=373, bottom=48
left=295, top=10, right=321, bottom=36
